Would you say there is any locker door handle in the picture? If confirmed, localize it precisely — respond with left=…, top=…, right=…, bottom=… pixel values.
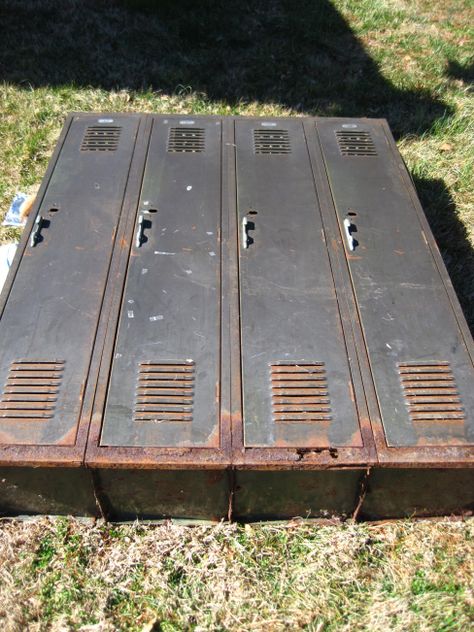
left=30, top=214, right=44, bottom=247
left=343, top=217, right=357, bottom=251
left=242, top=216, right=249, bottom=249
left=135, top=213, right=145, bottom=248
left=242, top=215, right=256, bottom=249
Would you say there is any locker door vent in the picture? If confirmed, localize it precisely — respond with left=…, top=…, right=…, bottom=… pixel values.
left=0, top=361, right=64, bottom=422
left=399, top=362, right=465, bottom=422
left=134, top=362, right=194, bottom=422
left=81, top=126, right=122, bottom=151
left=335, top=130, right=377, bottom=156
left=270, top=363, right=331, bottom=422
left=254, top=129, right=291, bottom=154
left=167, top=128, right=205, bottom=153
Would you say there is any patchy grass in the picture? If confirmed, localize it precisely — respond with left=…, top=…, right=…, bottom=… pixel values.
left=0, top=517, right=473, bottom=631
left=0, top=0, right=473, bottom=629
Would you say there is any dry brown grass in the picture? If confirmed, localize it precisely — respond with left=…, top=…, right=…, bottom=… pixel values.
left=0, top=517, right=473, bottom=631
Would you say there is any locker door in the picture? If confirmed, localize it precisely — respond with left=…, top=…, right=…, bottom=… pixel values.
left=0, top=114, right=141, bottom=445
left=236, top=119, right=362, bottom=448
left=101, top=117, right=222, bottom=448
left=317, top=119, right=474, bottom=447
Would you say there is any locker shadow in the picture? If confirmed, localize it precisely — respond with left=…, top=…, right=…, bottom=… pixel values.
left=0, top=0, right=451, bottom=137
left=446, top=60, right=474, bottom=88
left=413, top=176, right=474, bottom=333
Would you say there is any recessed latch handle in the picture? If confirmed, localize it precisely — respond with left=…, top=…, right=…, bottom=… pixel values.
left=135, top=213, right=145, bottom=248
left=242, top=216, right=249, bottom=249
left=30, top=214, right=44, bottom=247
left=343, top=217, right=356, bottom=251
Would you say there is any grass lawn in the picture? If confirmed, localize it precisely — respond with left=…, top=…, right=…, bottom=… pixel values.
left=0, top=0, right=473, bottom=629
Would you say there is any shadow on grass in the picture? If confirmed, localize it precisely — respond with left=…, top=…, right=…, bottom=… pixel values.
left=0, top=0, right=451, bottom=137
left=446, top=59, right=474, bottom=89
left=413, top=176, right=474, bottom=332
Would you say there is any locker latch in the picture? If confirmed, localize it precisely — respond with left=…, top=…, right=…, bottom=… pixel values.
left=135, top=214, right=145, bottom=248
left=242, top=214, right=256, bottom=249
left=30, top=214, right=44, bottom=247
left=242, top=216, right=250, bottom=249
left=343, top=216, right=358, bottom=251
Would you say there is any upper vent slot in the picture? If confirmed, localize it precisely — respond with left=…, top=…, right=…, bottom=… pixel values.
left=270, top=362, right=331, bottom=422
left=81, top=126, right=121, bottom=151
left=167, top=128, right=205, bottom=153
left=254, top=129, right=291, bottom=155
left=0, top=361, right=64, bottom=422
left=134, top=361, right=194, bottom=422
left=335, top=130, right=377, bottom=156
left=398, top=361, right=465, bottom=422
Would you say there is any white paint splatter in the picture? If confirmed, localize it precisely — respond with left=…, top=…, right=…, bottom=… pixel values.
left=186, top=185, right=193, bottom=191
left=185, top=269, right=192, bottom=274
left=208, top=251, right=216, bottom=257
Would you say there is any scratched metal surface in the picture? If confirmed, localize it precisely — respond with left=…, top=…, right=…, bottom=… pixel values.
left=236, top=118, right=362, bottom=448
left=316, top=118, right=474, bottom=448
left=0, top=114, right=141, bottom=446
left=100, top=116, right=222, bottom=448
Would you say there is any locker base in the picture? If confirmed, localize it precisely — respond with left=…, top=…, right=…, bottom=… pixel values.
left=0, top=467, right=98, bottom=517
left=0, top=465, right=472, bottom=521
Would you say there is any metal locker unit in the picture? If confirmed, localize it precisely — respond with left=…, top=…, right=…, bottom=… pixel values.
left=316, top=118, right=474, bottom=451
left=0, top=112, right=148, bottom=515
left=314, top=118, right=474, bottom=517
left=86, top=116, right=230, bottom=521
left=230, top=117, right=376, bottom=520
left=0, top=112, right=472, bottom=520
left=236, top=118, right=363, bottom=449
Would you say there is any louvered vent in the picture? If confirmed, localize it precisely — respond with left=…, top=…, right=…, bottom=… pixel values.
left=335, top=130, right=377, bottom=156
left=399, top=362, right=464, bottom=422
left=254, top=129, right=291, bottom=154
left=270, top=363, right=331, bottom=422
left=134, top=361, right=194, bottom=422
left=81, top=126, right=121, bottom=151
left=167, top=128, right=205, bottom=153
left=0, top=361, right=64, bottom=422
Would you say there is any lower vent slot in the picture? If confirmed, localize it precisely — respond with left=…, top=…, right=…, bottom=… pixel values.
left=270, top=363, right=331, bottom=422
left=134, top=361, right=194, bottom=422
left=399, top=362, right=465, bottom=422
left=0, top=361, right=64, bottom=421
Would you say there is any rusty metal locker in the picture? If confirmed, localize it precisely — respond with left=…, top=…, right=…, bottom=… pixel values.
left=0, top=113, right=148, bottom=514
left=0, top=113, right=472, bottom=520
